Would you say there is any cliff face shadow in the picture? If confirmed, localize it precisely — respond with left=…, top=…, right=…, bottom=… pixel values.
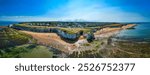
left=55, top=29, right=81, bottom=44
left=58, top=35, right=80, bottom=44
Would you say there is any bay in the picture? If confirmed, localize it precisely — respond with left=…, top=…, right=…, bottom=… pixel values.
left=115, top=23, right=150, bottom=42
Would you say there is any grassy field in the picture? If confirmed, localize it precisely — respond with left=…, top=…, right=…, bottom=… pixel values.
left=112, top=41, right=150, bottom=58
left=0, top=44, right=53, bottom=58
left=0, top=28, right=54, bottom=58
left=93, top=41, right=150, bottom=58
left=59, top=28, right=92, bottom=34
left=0, top=28, right=36, bottom=48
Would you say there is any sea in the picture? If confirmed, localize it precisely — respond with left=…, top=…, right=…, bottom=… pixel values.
left=114, top=23, right=150, bottom=42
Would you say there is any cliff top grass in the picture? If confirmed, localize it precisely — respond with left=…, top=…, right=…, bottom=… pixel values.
left=0, top=28, right=35, bottom=48
left=0, top=44, right=53, bottom=58
left=103, top=24, right=123, bottom=28
left=59, top=28, right=92, bottom=34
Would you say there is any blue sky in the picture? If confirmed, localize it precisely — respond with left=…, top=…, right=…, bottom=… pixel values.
left=0, top=0, right=150, bottom=22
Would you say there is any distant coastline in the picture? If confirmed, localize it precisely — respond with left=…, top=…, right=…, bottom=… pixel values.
left=1, top=21, right=150, bottom=26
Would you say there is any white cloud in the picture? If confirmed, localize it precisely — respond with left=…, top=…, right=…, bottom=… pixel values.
left=45, top=0, right=148, bottom=22
left=0, top=0, right=149, bottom=22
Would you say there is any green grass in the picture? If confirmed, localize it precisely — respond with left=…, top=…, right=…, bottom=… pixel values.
left=83, top=43, right=91, bottom=46
left=104, top=24, right=123, bottom=28
left=59, top=28, right=92, bottom=34
left=69, top=50, right=102, bottom=58
left=0, top=28, right=35, bottom=48
left=0, top=44, right=53, bottom=58
left=21, top=44, right=53, bottom=58
left=90, top=40, right=102, bottom=49
left=98, top=41, right=150, bottom=58
left=114, top=41, right=150, bottom=58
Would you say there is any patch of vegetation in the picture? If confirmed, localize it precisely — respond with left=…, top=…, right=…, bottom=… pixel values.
left=101, top=41, right=150, bottom=58
left=69, top=50, right=102, bottom=58
left=91, top=40, right=101, bottom=48
left=111, top=50, right=139, bottom=58
left=114, top=41, right=150, bottom=58
left=104, top=24, right=123, bottom=28
left=59, top=28, right=92, bottom=34
left=0, top=44, right=53, bottom=58
left=83, top=43, right=91, bottom=46
left=0, top=28, right=35, bottom=48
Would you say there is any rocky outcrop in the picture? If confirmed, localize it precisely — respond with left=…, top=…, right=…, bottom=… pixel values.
left=57, top=30, right=80, bottom=42
left=85, top=33, right=95, bottom=42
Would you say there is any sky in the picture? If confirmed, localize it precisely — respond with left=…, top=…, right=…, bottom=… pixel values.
left=0, top=0, right=150, bottom=22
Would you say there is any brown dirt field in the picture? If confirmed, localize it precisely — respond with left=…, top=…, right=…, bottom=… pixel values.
left=20, top=31, right=76, bottom=52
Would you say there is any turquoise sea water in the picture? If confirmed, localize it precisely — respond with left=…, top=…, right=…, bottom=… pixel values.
left=115, top=23, right=150, bottom=42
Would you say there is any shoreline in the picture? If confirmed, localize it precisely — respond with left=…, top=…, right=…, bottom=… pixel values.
left=94, top=24, right=136, bottom=38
